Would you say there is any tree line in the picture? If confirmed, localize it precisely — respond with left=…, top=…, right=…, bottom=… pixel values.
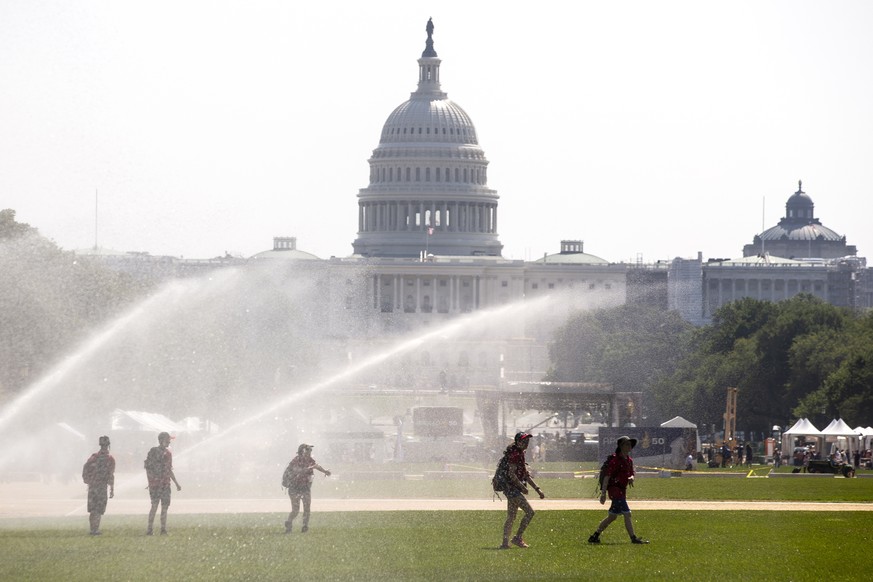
left=546, top=297, right=873, bottom=437
left=0, top=209, right=323, bottom=425
left=0, top=209, right=152, bottom=403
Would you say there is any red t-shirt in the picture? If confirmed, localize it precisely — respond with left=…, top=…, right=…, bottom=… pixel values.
left=288, top=455, right=318, bottom=488
left=83, top=451, right=115, bottom=487
left=506, top=446, right=529, bottom=485
left=147, top=447, right=173, bottom=488
left=604, top=453, right=634, bottom=500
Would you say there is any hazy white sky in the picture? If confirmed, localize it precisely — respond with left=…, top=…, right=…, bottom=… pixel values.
left=1, top=1, right=871, bottom=263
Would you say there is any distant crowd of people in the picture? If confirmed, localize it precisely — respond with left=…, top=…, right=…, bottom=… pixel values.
left=701, top=441, right=757, bottom=468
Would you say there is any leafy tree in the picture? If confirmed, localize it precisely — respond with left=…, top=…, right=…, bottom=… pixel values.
left=546, top=304, right=695, bottom=423
left=794, top=313, right=873, bottom=425
left=0, top=210, right=148, bottom=403
left=652, top=294, right=858, bottom=439
left=702, top=298, right=777, bottom=354
left=0, top=209, right=37, bottom=240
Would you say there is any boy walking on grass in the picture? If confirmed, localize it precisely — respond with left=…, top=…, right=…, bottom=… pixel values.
left=283, top=443, right=331, bottom=533
left=499, top=432, right=545, bottom=549
left=588, top=435, right=649, bottom=545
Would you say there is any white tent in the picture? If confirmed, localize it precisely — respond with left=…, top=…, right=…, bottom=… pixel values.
left=660, top=416, right=697, bottom=428
left=781, top=418, right=822, bottom=459
left=853, top=426, right=873, bottom=453
left=820, top=418, right=862, bottom=458
left=659, top=416, right=700, bottom=464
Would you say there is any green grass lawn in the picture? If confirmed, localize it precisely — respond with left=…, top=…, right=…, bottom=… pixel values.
left=311, top=471, right=873, bottom=502
left=187, top=462, right=873, bottom=502
left=2, top=469, right=871, bottom=580
left=1, top=510, right=870, bottom=581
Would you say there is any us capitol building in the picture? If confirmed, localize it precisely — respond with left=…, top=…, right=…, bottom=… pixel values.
left=80, top=20, right=873, bottom=395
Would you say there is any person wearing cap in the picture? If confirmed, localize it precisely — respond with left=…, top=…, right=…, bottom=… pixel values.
left=82, top=435, right=115, bottom=535
left=499, top=432, right=545, bottom=549
left=587, top=435, right=649, bottom=545
left=145, top=431, right=181, bottom=536
left=283, top=443, right=331, bottom=533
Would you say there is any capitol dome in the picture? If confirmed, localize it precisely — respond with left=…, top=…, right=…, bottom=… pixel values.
left=743, top=181, right=856, bottom=259
left=351, top=19, right=502, bottom=259
left=379, top=100, right=478, bottom=146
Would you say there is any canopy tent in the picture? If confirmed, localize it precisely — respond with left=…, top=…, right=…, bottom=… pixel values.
left=853, top=426, right=873, bottom=451
left=820, top=418, right=862, bottom=458
left=660, top=416, right=700, bottom=463
left=781, top=418, right=822, bottom=454
left=660, top=416, right=697, bottom=428
left=821, top=418, right=856, bottom=435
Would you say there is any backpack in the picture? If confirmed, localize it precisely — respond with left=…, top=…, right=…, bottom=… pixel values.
left=281, top=462, right=294, bottom=489
left=83, top=452, right=110, bottom=485
left=595, top=453, right=616, bottom=493
left=144, top=446, right=164, bottom=481
left=491, top=451, right=511, bottom=494
left=82, top=456, right=95, bottom=485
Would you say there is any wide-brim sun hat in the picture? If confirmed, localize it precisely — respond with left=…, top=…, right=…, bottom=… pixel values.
left=617, top=435, right=638, bottom=448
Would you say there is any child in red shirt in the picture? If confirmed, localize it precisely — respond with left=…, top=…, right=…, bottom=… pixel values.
left=588, top=435, right=649, bottom=544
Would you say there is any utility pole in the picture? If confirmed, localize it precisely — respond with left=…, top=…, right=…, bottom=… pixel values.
left=723, top=387, right=738, bottom=444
